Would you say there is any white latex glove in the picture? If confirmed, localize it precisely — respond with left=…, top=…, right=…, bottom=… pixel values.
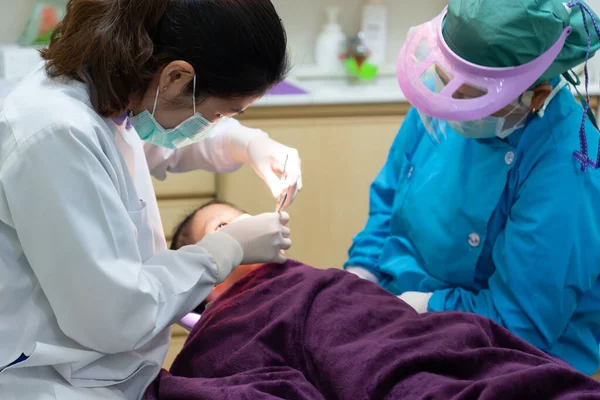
left=247, top=136, right=302, bottom=211
left=219, top=212, right=292, bottom=264
left=346, top=266, right=380, bottom=284
left=398, top=291, right=433, bottom=314
left=227, top=125, right=302, bottom=211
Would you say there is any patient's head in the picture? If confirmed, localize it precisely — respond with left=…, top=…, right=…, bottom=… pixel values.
left=171, top=200, right=258, bottom=304
left=171, top=200, right=247, bottom=250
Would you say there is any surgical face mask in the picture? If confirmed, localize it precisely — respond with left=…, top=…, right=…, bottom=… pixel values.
left=431, top=71, right=533, bottom=140
left=129, top=75, right=215, bottom=149
left=446, top=109, right=529, bottom=140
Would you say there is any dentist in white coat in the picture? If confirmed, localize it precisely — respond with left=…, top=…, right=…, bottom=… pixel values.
left=0, top=0, right=301, bottom=398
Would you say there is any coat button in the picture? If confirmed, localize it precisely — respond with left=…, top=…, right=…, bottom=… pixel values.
left=505, top=151, right=515, bottom=165
left=468, top=233, right=481, bottom=247
left=407, top=166, right=414, bottom=178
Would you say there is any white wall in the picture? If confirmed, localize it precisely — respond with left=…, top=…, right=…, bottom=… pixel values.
left=274, top=0, right=446, bottom=66
left=0, top=0, right=445, bottom=66
left=0, top=0, right=36, bottom=44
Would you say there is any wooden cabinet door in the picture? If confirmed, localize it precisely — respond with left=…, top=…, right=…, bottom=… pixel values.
left=152, top=171, right=215, bottom=198
left=218, top=115, right=403, bottom=270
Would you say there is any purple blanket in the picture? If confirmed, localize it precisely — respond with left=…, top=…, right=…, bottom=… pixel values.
left=146, top=261, right=600, bottom=399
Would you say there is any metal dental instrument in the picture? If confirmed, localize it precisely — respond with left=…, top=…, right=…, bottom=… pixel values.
left=276, top=155, right=289, bottom=213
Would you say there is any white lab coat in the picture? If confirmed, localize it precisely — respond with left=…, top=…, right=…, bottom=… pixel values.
left=0, top=67, right=250, bottom=399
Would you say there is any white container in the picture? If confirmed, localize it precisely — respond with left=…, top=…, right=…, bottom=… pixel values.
left=360, top=0, right=387, bottom=67
left=315, top=7, right=346, bottom=72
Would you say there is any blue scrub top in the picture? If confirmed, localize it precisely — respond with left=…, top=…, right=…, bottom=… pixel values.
left=346, top=81, right=600, bottom=374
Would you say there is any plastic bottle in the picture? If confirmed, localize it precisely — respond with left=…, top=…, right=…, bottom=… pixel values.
left=315, top=7, right=346, bottom=72
left=360, top=0, right=387, bottom=67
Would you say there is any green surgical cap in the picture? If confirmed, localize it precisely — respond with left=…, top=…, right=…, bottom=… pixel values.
left=442, top=0, right=600, bottom=84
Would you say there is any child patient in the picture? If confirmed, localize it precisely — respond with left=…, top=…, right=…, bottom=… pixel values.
left=144, top=201, right=600, bottom=400
left=170, top=200, right=263, bottom=305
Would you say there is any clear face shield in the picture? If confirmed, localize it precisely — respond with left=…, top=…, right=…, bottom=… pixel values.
left=414, top=51, right=534, bottom=141
left=397, top=7, right=572, bottom=141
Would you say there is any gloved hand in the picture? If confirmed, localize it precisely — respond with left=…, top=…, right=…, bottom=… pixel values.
left=227, top=124, right=302, bottom=211
left=246, top=136, right=302, bottom=211
left=219, top=212, right=291, bottom=265
left=346, top=266, right=380, bottom=284
left=398, top=291, right=433, bottom=314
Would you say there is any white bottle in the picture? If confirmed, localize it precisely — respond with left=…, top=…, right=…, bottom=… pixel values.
left=586, top=0, right=600, bottom=84
left=315, top=7, right=346, bottom=72
left=360, top=0, right=387, bottom=67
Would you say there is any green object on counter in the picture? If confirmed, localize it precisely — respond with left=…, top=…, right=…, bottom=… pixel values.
left=18, top=0, right=67, bottom=46
left=32, top=29, right=55, bottom=45
left=344, top=58, right=379, bottom=80
left=344, top=58, right=379, bottom=81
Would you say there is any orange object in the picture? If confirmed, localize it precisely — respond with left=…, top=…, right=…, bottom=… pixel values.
left=39, top=7, right=59, bottom=36
left=206, top=264, right=262, bottom=302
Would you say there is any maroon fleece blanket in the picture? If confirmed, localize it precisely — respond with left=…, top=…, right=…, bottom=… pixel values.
left=145, top=261, right=600, bottom=399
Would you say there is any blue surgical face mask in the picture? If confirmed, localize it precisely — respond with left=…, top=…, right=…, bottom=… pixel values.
left=129, top=75, right=215, bottom=149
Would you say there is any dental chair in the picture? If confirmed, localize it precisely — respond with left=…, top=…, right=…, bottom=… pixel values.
left=177, top=313, right=201, bottom=331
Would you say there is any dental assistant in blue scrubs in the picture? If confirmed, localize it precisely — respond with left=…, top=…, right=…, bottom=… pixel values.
left=346, top=0, right=600, bottom=374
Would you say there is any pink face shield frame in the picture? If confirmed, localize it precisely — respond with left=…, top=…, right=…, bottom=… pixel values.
left=397, top=7, right=572, bottom=122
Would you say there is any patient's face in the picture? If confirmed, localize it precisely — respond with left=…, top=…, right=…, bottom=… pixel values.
left=189, top=203, right=259, bottom=302
left=189, top=203, right=246, bottom=243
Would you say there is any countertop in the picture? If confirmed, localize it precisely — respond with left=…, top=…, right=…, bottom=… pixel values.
left=1, top=74, right=599, bottom=108
left=256, top=65, right=600, bottom=107
left=256, top=75, right=407, bottom=107
left=257, top=72, right=600, bottom=107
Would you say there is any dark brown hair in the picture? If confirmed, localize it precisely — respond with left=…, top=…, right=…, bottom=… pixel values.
left=41, top=0, right=289, bottom=117
left=170, top=200, right=244, bottom=250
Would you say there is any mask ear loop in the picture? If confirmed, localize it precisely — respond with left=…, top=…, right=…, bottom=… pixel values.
left=192, top=74, right=197, bottom=115
left=152, top=85, right=160, bottom=116
left=154, top=74, right=198, bottom=116
left=536, top=77, right=568, bottom=118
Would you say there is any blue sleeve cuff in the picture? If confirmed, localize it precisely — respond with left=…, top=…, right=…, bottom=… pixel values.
left=427, top=289, right=450, bottom=312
